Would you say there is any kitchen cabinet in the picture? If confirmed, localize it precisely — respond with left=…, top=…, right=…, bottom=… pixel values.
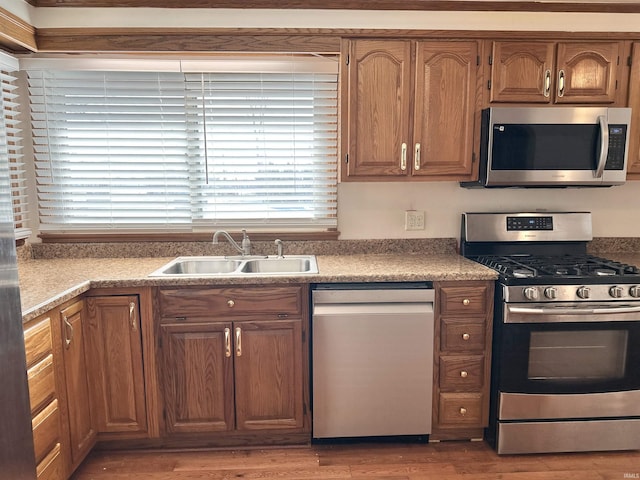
left=24, top=312, right=66, bottom=480
left=431, top=281, right=494, bottom=441
left=341, top=39, right=481, bottom=181
left=627, top=42, right=640, bottom=178
left=59, top=299, right=96, bottom=471
left=487, top=41, right=623, bottom=104
left=85, top=295, right=147, bottom=437
left=156, top=285, right=309, bottom=444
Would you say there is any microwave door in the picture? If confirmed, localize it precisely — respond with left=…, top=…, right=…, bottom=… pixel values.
left=486, top=123, right=604, bottom=186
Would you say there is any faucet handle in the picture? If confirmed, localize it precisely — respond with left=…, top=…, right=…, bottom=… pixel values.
left=274, top=238, right=284, bottom=258
left=240, top=229, right=251, bottom=256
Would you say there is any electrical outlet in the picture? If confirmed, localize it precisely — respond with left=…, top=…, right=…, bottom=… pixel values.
left=405, top=210, right=425, bottom=231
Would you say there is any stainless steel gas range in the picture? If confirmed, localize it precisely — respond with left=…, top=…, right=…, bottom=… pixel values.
left=461, top=212, right=640, bottom=455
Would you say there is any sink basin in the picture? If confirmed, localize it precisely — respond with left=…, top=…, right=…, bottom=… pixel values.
left=159, top=258, right=242, bottom=275
left=241, top=257, right=315, bottom=274
left=149, top=255, right=318, bottom=277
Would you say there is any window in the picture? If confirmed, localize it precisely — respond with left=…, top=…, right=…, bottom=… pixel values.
left=0, top=52, right=29, bottom=240
left=25, top=55, right=338, bottom=234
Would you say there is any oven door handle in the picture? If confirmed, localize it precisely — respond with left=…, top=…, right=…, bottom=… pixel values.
left=506, top=304, right=640, bottom=323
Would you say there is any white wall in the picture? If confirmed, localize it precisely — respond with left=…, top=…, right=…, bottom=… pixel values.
left=338, top=181, right=640, bottom=239
left=5, top=1, right=640, bottom=240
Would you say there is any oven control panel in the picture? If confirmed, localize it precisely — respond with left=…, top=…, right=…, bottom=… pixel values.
left=507, top=216, right=553, bottom=231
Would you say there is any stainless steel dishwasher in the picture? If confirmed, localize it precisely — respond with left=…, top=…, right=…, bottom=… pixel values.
left=311, top=283, right=435, bottom=439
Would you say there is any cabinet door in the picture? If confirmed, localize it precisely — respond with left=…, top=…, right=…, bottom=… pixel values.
left=626, top=42, right=640, bottom=177
left=413, top=41, right=479, bottom=178
left=344, top=39, right=412, bottom=178
left=555, top=42, right=620, bottom=104
left=86, top=296, right=147, bottom=434
left=160, top=322, right=234, bottom=434
left=489, top=41, right=555, bottom=103
left=234, top=319, right=304, bottom=431
left=60, top=300, right=96, bottom=469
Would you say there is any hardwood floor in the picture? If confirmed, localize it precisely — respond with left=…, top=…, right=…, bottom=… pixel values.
left=71, top=440, right=640, bottom=480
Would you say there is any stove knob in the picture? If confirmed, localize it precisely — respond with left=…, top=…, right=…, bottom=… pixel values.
left=523, top=287, right=539, bottom=301
left=576, top=286, right=591, bottom=299
left=609, top=286, right=624, bottom=298
left=629, top=286, right=640, bottom=298
left=544, top=287, right=557, bottom=299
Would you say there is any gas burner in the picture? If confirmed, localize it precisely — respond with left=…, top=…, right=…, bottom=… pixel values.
left=513, top=269, right=535, bottom=278
left=595, top=268, right=617, bottom=276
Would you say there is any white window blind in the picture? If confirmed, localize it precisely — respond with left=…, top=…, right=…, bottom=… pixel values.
left=26, top=56, right=338, bottom=234
left=185, top=71, right=338, bottom=228
left=0, top=53, right=29, bottom=240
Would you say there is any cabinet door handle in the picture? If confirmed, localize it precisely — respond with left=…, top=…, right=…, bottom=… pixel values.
left=224, top=327, right=231, bottom=358
left=460, top=370, right=469, bottom=378
left=414, top=143, right=421, bottom=171
left=462, top=333, right=471, bottom=341
left=557, top=69, right=565, bottom=97
left=63, top=315, right=73, bottom=348
left=459, top=407, right=467, bottom=416
left=400, top=143, right=407, bottom=171
left=235, top=327, right=242, bottom=357
left=129, top=301, right=137, bottom=331
left=462, top=298, right=470, bottom=306
left=544, top=69, right=551, bottom=97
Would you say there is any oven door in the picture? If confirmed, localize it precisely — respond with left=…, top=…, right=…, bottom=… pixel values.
left=497, top=302, right=640, bottom=395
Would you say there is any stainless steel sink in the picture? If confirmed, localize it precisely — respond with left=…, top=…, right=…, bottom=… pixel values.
left=241, top=257, right=315, bottom=274
left=149, top=255, right=318, bottom=277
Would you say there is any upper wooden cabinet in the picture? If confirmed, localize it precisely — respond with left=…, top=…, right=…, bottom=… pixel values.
left=488, top=41, right=623, bottom=104
left=342, top=39, right=481, bottom=181
left=627, top=42, right=640, bottom=178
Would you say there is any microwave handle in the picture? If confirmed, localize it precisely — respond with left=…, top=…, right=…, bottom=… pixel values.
left=594, top=115, right=609, bottom=178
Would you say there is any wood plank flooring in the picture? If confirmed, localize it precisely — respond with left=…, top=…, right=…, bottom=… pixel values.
left=71, top=441, right=640, bottom=480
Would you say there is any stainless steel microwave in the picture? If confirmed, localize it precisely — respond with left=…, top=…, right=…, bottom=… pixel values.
left=462, top=106, right=632, bottom=188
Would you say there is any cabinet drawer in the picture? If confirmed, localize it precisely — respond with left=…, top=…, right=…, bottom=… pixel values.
left=36, top=443, right=63, bottom=480
left=439, top=285, right=488, bottom=315
left=440, top=319, right=486, bottom=352
left=438, top=393, right=484, bottom=426
left=159, top=286, right=303, bottom=318
left=27, top=354, right=56, bottom=415
left=24, top=317, right=53, bottom=368
left=439, top=355, right=484, bottom=391
left=32, top=399, right=60, bottom=465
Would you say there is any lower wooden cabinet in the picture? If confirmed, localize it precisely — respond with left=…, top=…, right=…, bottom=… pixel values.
left=85, top=295, right=147, bottom=436
left=431, top=281, right=494, bottom=441
left=59, top=299, right=97, bottom=471
left=157, top=285, right=309, bottom=444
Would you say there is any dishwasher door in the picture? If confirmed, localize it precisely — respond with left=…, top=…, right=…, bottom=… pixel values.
left=312, top=284, right=435, bottom=439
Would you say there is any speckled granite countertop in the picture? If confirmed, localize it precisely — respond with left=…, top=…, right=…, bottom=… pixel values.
left=18, top=253, right=497, bottom=323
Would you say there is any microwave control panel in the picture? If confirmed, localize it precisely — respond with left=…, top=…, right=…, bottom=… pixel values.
left=605, top=125, right=627, bottom=170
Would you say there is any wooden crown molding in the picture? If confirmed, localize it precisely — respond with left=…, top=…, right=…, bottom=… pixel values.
left=28, top=1, right=640, bottom=13
left=0, top=6, right=37, bottom=52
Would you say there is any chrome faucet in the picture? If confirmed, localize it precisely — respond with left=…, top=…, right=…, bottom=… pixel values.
left=274, top=238, right=284, bottom=258
left=212, top=229, right=251, bottom=256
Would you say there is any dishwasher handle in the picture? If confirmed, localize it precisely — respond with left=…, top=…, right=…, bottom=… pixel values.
left=313, top=288, right=434, bottom=305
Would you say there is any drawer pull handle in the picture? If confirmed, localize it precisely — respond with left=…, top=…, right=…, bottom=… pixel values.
left=460, top=370, right=468, bottom=378
left=227, top=299, right=235, bottom=308
left=462, top=299, right=470, bottom=306
left=459, top=407, right=467, bottom=416
left=462, top=333, right=470, bottom=341
left=224, top=328, right=231, bottom=358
